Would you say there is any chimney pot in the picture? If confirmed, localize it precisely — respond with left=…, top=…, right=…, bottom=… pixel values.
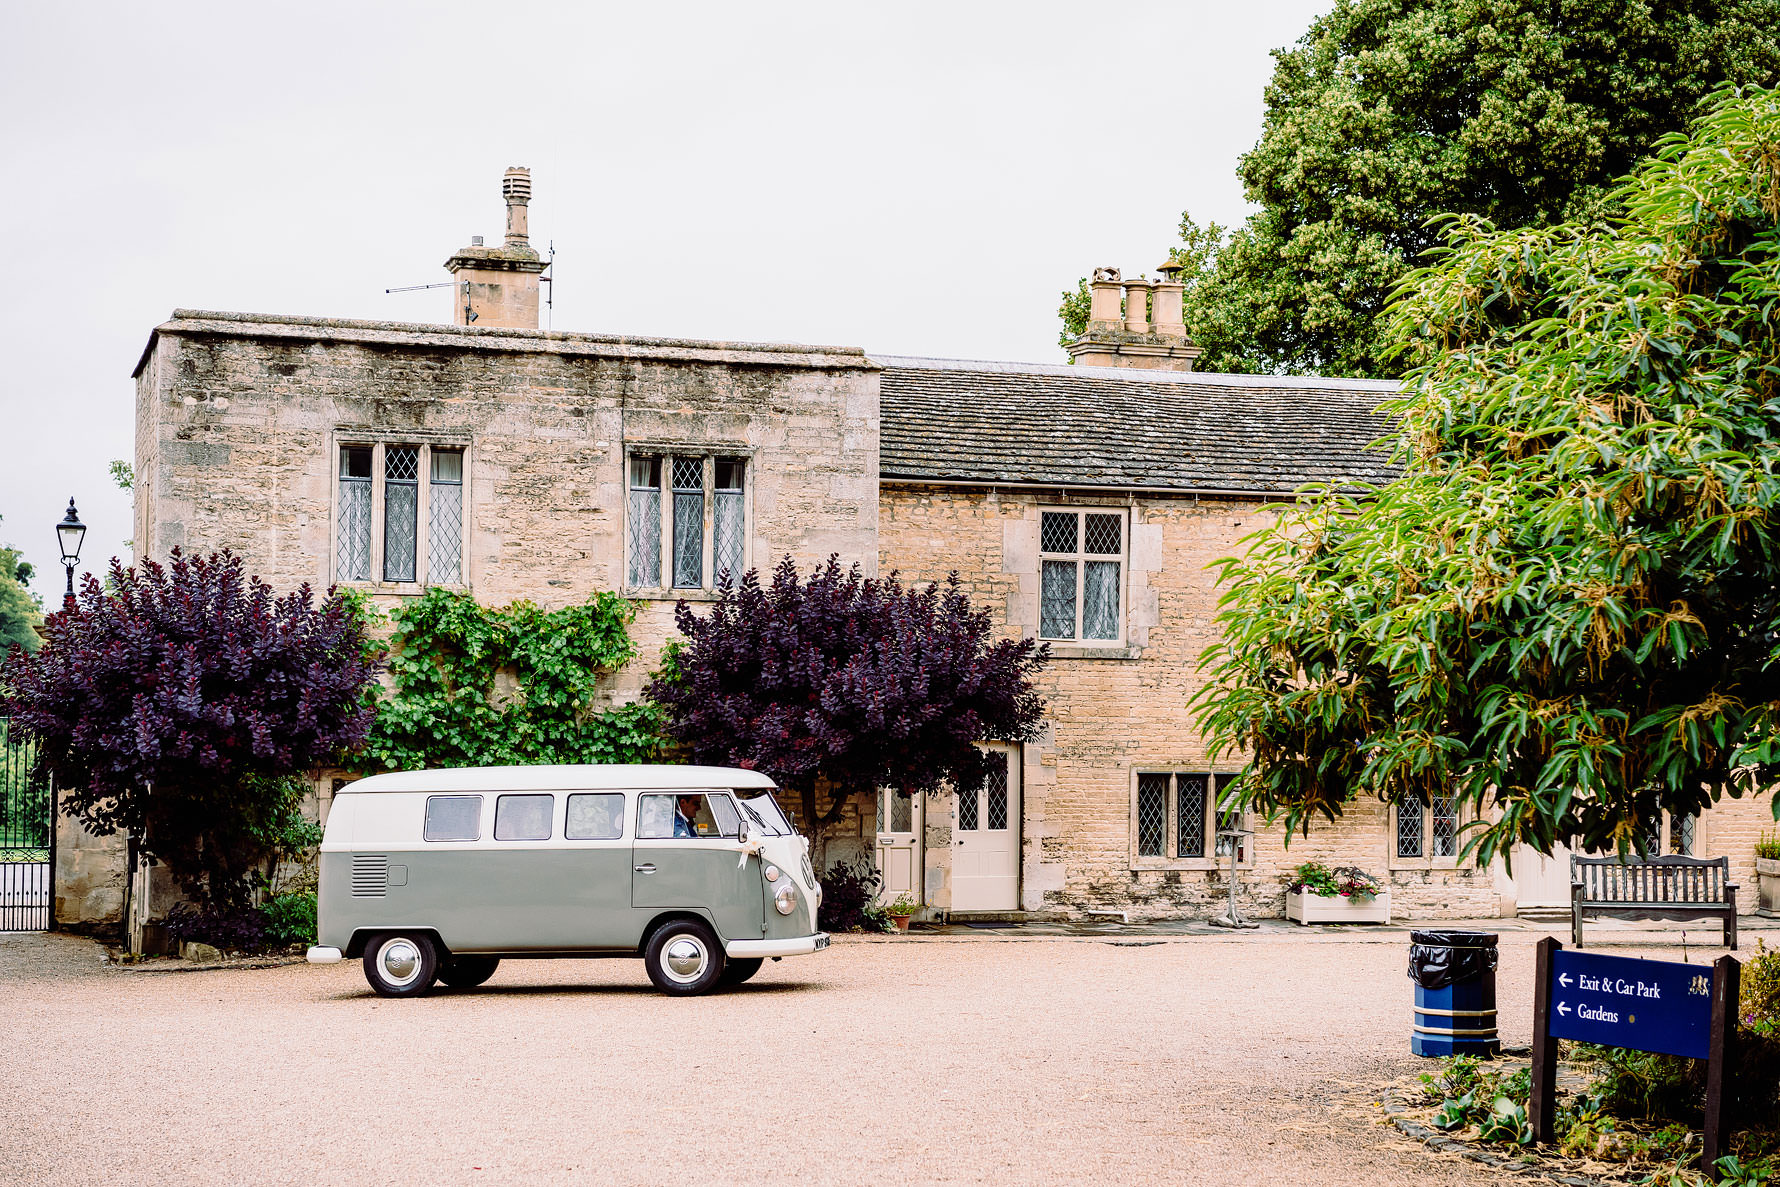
left=502, top=166, right=532, bottom=248
left=471, top=235, right=484, bottom=247
left=1122, top=279, right=1152, bottom=335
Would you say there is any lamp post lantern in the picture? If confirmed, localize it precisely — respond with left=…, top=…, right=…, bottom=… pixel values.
left=56, top=497, right=86, bottom=608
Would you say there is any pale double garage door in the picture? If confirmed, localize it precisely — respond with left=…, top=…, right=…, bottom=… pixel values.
left=876, top=744, right=1020, bottom=912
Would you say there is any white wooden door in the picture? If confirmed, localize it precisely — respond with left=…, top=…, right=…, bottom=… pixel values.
left=952, top=744, right=1020, bottom=911
left=1513, top=841, right=1575, bottom=911
left=875, top=788, right=922, bottom=906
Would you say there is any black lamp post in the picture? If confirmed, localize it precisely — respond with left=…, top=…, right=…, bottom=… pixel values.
left=56, top=497, right=85, bottom=608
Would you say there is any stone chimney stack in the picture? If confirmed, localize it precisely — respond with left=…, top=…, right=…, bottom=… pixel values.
left=1067, top=261, right=1203, bottom=372
left=444, top=167, right=549, bottom=329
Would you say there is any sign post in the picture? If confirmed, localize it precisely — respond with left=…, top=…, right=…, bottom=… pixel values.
left=1530, top=938, right=1739, bottom=1166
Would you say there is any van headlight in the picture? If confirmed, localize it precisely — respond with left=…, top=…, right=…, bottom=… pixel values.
left=774, top=881, right=799, bottom=916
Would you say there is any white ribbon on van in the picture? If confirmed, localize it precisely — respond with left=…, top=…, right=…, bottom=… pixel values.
left=736, top=828, right=765, bottom=869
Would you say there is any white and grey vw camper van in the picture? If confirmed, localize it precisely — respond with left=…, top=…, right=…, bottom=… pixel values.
left=306, top=765, right=827, bottom=997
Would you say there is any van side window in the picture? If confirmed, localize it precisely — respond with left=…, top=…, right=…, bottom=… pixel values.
left=565, top=793, right=624, bottom=840
left=424, top=795, right=482, bottom=842
left=637, top=792, right=740, bottom=840
left=495, top=793, right=554, bottom=841
left=707, top=794, right=741, bottom=838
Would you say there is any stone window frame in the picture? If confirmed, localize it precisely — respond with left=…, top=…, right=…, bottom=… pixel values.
left=623, top=445, right=753, bottom=600
left=329, top=432, right=472, bottom=594
left=1036, top=505, right=1130, bottom=648
left=1389, top=795, right=1467, bottom=871
left=1129, top=769, right=1252, bottom=871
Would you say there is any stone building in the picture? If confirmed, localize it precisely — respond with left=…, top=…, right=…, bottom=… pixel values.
left=65, top=169, right=1773, bottom=932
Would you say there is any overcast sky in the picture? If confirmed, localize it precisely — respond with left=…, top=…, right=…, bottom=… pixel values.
left=0, top=0, right=1330, bottom=598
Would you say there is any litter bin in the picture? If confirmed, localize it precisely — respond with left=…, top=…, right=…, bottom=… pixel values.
left=1408, top=930, right=1499, bottom=1057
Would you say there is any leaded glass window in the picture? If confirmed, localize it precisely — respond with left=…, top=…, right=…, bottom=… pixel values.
left=1136, top=772, right=1237, bottom=863
left=383, top=445, right=419, bottom=583
left=1040, top=560, right=1077, bottom=639
left=1176, top=774, right=1207, bottom=858
left=714, top=459, right=745, bottom=586
left=1038, top=508, right=1124, bottom=643
left=672, top=457, right=704, bottom=588
left=1136, top=774, right=1167, bottom=857
left=890, top=789, right=913, bottom=833
left=428, top=448, right=463, bottom=584
left=1430, top=794, right=1457, bottom=858
left=337, top=446, right=372, bottom=582
left=985, top=755, right=1008, bottom=830
left=338, top=442, right=468, bottom=586
left=1673, top=813, right=1697, bottom=856
left=1397, top=797, right=1425, bottom=858
left=629, top=456, right=662, bottom=587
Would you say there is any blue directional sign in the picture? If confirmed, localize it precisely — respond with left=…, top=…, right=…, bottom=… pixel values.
left=1547, top=950, right=1716, bottom=1060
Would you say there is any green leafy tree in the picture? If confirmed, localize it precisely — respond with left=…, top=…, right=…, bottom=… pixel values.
left=1194, top=86, right=1780, bottom=864
left=1062, top=0, right=1780, bottom=377
left=0, top=516, right=42, bottom=655
left=354, top=587, right=665, bottom=771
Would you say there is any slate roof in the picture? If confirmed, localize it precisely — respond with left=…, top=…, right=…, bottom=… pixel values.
left=876, top=356, right=1402, bottom=496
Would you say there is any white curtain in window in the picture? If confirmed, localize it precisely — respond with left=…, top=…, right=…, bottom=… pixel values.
left=714, top=491, right=744, bottom=585
left=428, top=449, right=462, bottom=584
left=338, top=478, right=371, bottom=581
left=629, top=487, right=660, bottom=586
left=1082, top=560, right=1120, bottom=639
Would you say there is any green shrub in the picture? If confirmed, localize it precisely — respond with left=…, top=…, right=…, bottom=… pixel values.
left=263, top=891, right=317, bottom=948
left=1757, top=832, right=1780, bottom=861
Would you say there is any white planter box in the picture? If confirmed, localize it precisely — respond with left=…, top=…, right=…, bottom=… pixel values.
left=1757, top=857, right=1780, bottom=914
left=1285, top=888, right=1391, bottom=925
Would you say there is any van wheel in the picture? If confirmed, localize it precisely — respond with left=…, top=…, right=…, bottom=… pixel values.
left=644, top=920, right=725, bottom=996
left=719, top=958, right=763, bottom=987
left=437, top=956, right=500, bottom=989
left=363, top=933, right=438, bottom=998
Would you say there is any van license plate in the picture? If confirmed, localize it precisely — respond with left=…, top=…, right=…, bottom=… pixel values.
left=814, top=935, right=830, bottom=951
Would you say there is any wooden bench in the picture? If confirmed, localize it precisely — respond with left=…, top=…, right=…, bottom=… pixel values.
left=1571, top=854, right=1737, bottom=949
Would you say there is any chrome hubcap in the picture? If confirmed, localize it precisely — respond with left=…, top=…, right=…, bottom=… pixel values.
left=379, top=938, right=422, bottom=986
left=663, top=935, right=708, bottom=983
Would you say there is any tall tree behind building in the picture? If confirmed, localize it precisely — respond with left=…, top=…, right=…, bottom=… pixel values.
left=0, top=516, right=42, bottom=655
left=1060, top=0, right=1780, bottom=377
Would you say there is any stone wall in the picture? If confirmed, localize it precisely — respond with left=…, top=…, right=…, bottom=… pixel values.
left=877, top=482, right=1498, bottom=921
left=53, top=812, right=125, bottom=934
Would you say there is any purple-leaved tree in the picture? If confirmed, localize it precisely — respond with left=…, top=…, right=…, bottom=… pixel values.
left=647, top=557, right=1048, bottom=865
left=0, top=550, right=376, bottom=908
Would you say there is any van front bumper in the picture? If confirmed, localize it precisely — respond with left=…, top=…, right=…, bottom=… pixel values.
left=725, top=934, right=830, bottom=958
left=306, top=946, right=344, bottom=964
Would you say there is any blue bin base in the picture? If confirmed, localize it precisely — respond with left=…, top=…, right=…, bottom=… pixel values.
left=1411, top=1032, right=1500, bottom=1057
left=1412, top=971, right=1499, bottom=1058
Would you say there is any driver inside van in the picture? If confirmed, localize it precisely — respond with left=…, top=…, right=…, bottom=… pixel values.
left=673, top=793, right=704, bottom=838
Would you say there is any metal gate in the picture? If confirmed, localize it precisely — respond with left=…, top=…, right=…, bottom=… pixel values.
left=1, top=718, right=53, bottom=932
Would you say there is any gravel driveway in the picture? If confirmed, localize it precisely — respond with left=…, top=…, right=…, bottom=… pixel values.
left=0, top=928, right=1585, bottom=1185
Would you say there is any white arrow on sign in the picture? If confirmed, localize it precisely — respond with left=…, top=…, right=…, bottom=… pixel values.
left=1558, top=973, right=1572, bottom=988
left=1556, top=1002, right=1572, bottom=1017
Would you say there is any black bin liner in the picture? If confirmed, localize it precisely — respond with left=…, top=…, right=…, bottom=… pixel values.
left=1407, top=930, right=1499, bottom=990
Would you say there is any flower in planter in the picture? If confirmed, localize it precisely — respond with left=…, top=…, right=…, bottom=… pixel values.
left=1287, top=861, right=1342, bottom=897
left=1333, top=866, right=1383, bottom=901
left=885, top=893, right=919, bottom=917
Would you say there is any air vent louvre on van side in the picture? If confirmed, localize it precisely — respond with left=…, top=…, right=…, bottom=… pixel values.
left=351, top=854, right=389, bottom=898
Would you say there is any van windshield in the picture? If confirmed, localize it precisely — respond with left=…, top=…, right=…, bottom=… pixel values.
left=736, top=790, right=793, bottom=836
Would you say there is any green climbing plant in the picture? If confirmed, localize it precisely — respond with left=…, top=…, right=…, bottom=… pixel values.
left=353, top=587, right=665, bottom=772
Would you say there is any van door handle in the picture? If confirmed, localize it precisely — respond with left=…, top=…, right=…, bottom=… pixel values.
left=634, top=863, right=657, bottom=874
